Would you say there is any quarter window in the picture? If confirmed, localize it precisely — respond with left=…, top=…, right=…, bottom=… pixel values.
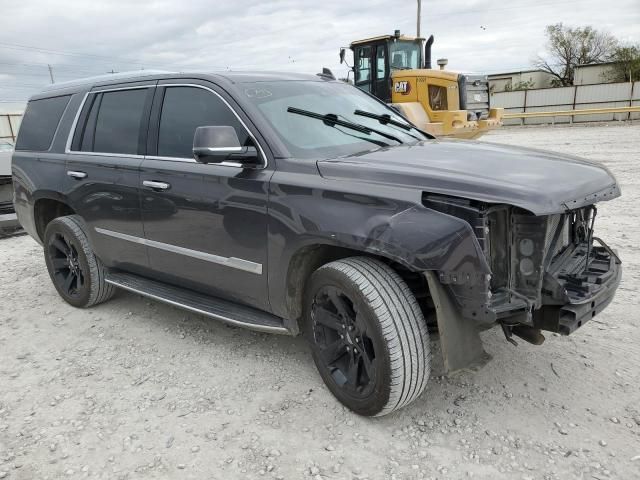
left=157, top=86, right=250, bottom=159
left=15, top=95, right=71, bottom=151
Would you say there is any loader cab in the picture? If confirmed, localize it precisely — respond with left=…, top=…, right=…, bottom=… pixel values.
left=348, top=33, right=423, bottom=103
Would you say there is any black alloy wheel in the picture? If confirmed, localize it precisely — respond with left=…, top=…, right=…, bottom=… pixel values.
left=43, top=215, right=115, bottom=308
left=311, top=286, right=377, bottom=397
left=305, top=257, right=431, bottom=417
left=47, top=232, right=85, bottom=299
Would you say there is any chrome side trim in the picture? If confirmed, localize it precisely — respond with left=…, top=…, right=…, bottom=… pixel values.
left=104, top=278, right=288, bottom=335
left=69, top=151, right=146, bottom=159
left=65, top=91, right=88, bottom=152
left=142, top=155, right=244, bottom=168
left=144, top=155, right=197, bottom=163
left=95, top=227, right=263, bottom=275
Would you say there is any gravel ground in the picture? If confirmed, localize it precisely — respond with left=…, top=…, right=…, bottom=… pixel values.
left=1, top=123, right=639, bottom=480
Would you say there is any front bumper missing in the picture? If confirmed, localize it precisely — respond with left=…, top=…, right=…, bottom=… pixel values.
left=485, top=241, right=622, bottom=335
left=426, top=243, right=620, bottom=373
left=534, top=246, right=622, bottom=335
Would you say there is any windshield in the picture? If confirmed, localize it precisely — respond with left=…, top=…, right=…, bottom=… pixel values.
left=389, top=41, right=421, bottom=70
left=242, top=80, right=427, bottom=159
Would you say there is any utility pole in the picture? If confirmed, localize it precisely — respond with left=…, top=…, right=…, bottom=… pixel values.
left=416, top=0, right=422, bottom=38
left=47, top=64, right=55, bottom=84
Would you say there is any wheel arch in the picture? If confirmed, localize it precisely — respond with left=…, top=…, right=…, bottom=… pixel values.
left=33, top=196, right=76, bottom=242
left=282, top=242, right=428, bottom=333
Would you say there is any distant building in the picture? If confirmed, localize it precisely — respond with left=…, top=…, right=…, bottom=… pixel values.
left=488, top=70, right=555, bottom=93
left=573, top=62, right=617, bottom=85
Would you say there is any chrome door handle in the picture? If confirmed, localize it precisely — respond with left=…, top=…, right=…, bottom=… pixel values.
left=143, top=180, right=170, bottom=190
left=67, top=170, right=87, bottom=179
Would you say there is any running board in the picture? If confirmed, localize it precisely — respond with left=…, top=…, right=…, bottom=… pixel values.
left=105, top=272, right=290, bottom=335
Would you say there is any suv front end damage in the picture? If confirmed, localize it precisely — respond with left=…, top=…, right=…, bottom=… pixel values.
left=423, top=194, right=621, bottom=368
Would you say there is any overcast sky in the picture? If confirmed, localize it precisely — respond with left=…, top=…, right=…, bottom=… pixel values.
left=0, top=0, right=638, bottom=103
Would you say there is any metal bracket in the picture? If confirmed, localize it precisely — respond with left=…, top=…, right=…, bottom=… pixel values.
left=425, top=271, right=491, bottom=374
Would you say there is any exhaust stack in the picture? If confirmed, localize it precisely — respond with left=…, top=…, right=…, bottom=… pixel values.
left=424, top=35, right=434, bottom=69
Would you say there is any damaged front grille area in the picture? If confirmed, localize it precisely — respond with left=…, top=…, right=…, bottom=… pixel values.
left=423, top=193, right=616, bottom=329
left=493, top=207, right=594, bottom=309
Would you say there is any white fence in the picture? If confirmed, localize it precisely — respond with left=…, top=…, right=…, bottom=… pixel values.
left=491, top=81, right=640, bottom=125
left=0, top=114, right=22, bottom=143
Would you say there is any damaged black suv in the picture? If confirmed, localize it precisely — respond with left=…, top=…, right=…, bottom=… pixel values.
left=12, top=71, right=621, bottom=416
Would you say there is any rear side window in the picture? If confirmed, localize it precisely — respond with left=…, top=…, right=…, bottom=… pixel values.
left=15, top=95, right=70, bottom=151
left=74, top=88, right=149, bottom=155
left=157, top=86, right=251, bottom=158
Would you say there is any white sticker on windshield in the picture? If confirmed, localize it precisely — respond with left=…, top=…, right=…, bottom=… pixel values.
left=245, top=88, right=272, bottom=99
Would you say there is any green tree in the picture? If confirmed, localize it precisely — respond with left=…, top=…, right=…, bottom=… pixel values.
left=508, top=79, right=536, bottom=91
left=606, top=44, right=640, bottom=82
left=535, top=23, right=618, bottom=86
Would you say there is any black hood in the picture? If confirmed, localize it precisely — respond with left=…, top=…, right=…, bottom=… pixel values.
left=317, top=140, right=620, bottom=215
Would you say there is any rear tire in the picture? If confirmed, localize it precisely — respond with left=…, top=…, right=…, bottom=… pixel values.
left=304, top=256, right=430, bottom=416
left=43, top=215, right=115, bottom=308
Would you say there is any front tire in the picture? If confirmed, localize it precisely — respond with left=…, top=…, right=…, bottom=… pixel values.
left=43, top=215, right=115, bottom=308
left=304, top=257, right=430, bottom=416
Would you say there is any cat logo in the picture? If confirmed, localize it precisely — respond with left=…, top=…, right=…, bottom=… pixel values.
left=394, top=81, right=411, bottom=95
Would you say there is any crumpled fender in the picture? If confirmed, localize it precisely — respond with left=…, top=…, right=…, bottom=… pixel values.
left=267, top=175, right=491, bottom=321
left=337, top=204, right=491, bottom=277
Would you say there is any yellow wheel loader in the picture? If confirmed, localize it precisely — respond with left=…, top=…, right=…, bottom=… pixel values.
left=340, top=30, right=502, bottom=139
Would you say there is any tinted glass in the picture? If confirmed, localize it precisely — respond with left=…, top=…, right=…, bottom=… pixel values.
left=93, top=89, right=147, bottom=155
left=244, top=80, right=428, bottom=159
left=15, top=95, right=70, bottom=151
left=78, top=94, right=101, bottom=151
left=158, top=86, right=250, bottom=158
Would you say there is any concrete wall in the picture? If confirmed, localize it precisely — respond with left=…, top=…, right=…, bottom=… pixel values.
left=491, top=81, right=639, bottom=125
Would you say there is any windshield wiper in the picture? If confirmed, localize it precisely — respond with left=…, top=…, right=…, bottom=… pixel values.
left=354, top=109, right=433, bottom=140
left=287, top=107, right=402, bottom=145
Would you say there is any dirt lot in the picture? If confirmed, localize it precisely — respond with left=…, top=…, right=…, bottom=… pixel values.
left=1, top=123, right=639, bottom=480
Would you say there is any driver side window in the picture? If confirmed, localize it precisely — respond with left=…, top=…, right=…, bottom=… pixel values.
left=157, top=86, right=251, bottom=158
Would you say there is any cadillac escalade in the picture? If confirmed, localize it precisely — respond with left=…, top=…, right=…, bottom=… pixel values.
left=12, top=71, right=621, bottom=416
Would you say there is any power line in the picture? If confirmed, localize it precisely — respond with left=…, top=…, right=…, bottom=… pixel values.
left=0, top=41, right=154, bottom=66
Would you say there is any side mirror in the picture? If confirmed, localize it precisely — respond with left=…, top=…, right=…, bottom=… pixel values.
left=192, top=126, right=259, bottom=166
left=339, top=48, right=346, bottom=64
